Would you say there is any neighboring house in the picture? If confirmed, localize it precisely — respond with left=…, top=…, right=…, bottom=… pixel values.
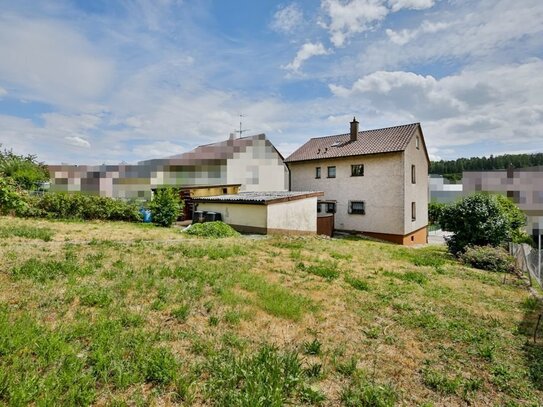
left=429, top=175, right=463, bottom=203
left=49, top=133, right=288, bottom=200
left=463, top=166, right=543, bottom=238
left=192, top=191, right=323, bottom=234
left=285, top=118, right=429, bottom=245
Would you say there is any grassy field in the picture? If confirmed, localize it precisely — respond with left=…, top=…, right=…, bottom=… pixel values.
left=0, top=216, right=542, bottom=406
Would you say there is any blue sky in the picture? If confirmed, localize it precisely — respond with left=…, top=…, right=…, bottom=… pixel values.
left=0, top=0, right=542, bottom=164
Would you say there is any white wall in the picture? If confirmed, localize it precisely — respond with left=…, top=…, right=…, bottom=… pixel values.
left=226, top=139, right=288, bottom=192
left=289, top=153, right=405, bottom=235
left=267, top=197, right=318, bottom=233
left=403, top=128, right=429, bottom=234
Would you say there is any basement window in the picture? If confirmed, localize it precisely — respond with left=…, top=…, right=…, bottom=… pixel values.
left=327, top=166, right=336, bottom=178
left=315, top=167, right=321, bottom=179
left=349, top=201, right=365, bottom=215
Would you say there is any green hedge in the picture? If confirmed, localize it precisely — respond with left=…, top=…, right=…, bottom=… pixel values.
left=18, top=192, right=142, bottom=222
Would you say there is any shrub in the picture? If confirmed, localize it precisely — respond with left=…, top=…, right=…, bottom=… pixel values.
left=20, top=192, right=142, bottom=222
left=0, top=177, right=28, bottom=215
left=0, top=145, right=49, bottom=190
left=184, top=221, right=240, bottom=238
left=148, top=188, right=181, bottom=227
left=440, top=193, right=518, bottom=255
left=428, top=202, right=446, bottom=225
left=459, top=245, right=516, bottom=273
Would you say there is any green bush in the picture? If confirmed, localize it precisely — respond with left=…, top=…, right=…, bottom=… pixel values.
left=440, top=193, right=523, bottom=255
left=459, top=245, right=516, bottom=273
left=18, top=192, right=142, bottom=222
left=184, top=221, right=240, bottom=238
left=148, top=188, right=181, bottom=227
left=0, top=177, right=28, bottom=215
left=0, top=146, right=49, bottom=190
left=428, top=202, right=446, bottom=225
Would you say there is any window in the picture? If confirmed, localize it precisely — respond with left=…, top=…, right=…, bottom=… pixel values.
left=327, top=166, right=336, bottom=178
left=222, top=188, right=228, bottom=194
left=349, top=201, right=365, bottom=215
left=351, top=164, right=364, bottom=177
left=326, top=203, right=336, bottom=213
left=315, top=167, right=321, bottom=179
left=411, top=202, right=416, bottom=221
left=411, top=165, right=416, bottom=184
left=416, top=136, right=420, bottom=149
left=317, top=202, right=322, bottom=213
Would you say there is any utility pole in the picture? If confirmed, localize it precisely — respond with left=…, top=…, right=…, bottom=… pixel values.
left=234, top=114, right=250, bottom=138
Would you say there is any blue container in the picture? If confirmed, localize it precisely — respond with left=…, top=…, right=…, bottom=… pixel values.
left=139, top=209, right=152, bottom=223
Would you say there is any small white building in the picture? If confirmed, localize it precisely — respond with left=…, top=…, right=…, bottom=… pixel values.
left=192, top=191, right=324, bottom=235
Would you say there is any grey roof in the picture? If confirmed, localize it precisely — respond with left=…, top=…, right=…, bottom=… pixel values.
left=192, top=191, right=323, bottom=205
left=284, top=123, right=421, bottom=163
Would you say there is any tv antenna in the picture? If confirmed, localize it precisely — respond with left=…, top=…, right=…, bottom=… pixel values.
left=234, top=114, right=250, bottom=138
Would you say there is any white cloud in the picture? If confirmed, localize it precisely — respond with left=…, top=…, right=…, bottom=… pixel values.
left=284, top=42, right=331, bottom=72
left=0, top=15, right=115, bottom=109
left=65, top=136, right=91, bottom=148
left=132, top=141, right=185, bottom=160
left=387, top=0, right=435, bottom=12
left=386, top=20, right=449, bottom=45
left=270, top=3, right=304, bottom=34
left=0, top=86, right=7, bottom=97
left=330, top=60, right=543, bottom=157
left=321, top=0, right=389, bottom=47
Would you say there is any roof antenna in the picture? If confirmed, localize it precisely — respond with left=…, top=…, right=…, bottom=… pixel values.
left=234, top=114, right=250, bottom=138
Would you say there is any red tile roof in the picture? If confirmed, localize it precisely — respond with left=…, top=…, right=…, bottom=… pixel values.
left=284, top=123, right=421, bottom=163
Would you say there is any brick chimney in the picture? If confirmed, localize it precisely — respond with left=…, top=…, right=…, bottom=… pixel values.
left=350, top=117, right=359, bottom=142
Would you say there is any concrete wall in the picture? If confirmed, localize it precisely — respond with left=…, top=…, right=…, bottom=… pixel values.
left=403, top=127, right=429, bottom=234
left=196, top=202, right=267, bottom=229
left=267, top=197, right=318, bottom=233
left=289, top=152, right=405, bottom=235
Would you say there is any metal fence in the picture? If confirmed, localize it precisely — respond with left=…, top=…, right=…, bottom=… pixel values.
left=510, top=242, right=543, bottom=287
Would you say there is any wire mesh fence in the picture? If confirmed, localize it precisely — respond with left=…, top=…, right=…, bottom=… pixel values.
left=510, top=242, right=543, bottom=287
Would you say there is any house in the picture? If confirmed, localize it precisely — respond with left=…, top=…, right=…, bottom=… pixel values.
left=284, top=118, right=429, bottom=245
left=49, top=133, right=289, bottom=200
left=192, top=191, right=324, bottom=234
left=429, top=175, right=463, bottom=204
left=463, top=166, right=543, bottom=239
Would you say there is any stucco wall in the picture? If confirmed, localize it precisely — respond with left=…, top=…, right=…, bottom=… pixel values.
left=289, top=152, right=405, bottom=235
left=267, top=197, right=318, bottom=233
left=226, top=139, right=288, bottom=192
left=403, top=127, right=429, bottom=234
left=196, top=203, right=267, bottom=228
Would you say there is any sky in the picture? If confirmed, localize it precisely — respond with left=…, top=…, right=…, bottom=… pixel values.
left=0, top=0, right=542, bottom=164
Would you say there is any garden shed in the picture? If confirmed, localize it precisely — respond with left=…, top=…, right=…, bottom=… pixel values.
left=192, top=191, right=323, bottom=234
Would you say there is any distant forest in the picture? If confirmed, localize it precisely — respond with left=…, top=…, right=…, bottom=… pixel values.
left=430, top=153, right=543, bottom=181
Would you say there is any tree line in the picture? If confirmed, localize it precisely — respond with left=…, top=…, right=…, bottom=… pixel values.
left=430, top=152, right=543, bottom=180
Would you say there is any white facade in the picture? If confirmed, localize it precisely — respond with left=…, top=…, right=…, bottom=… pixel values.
left=287, top=126, right=429, bottom=243
left=194, top=192, right=321, bottom=234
